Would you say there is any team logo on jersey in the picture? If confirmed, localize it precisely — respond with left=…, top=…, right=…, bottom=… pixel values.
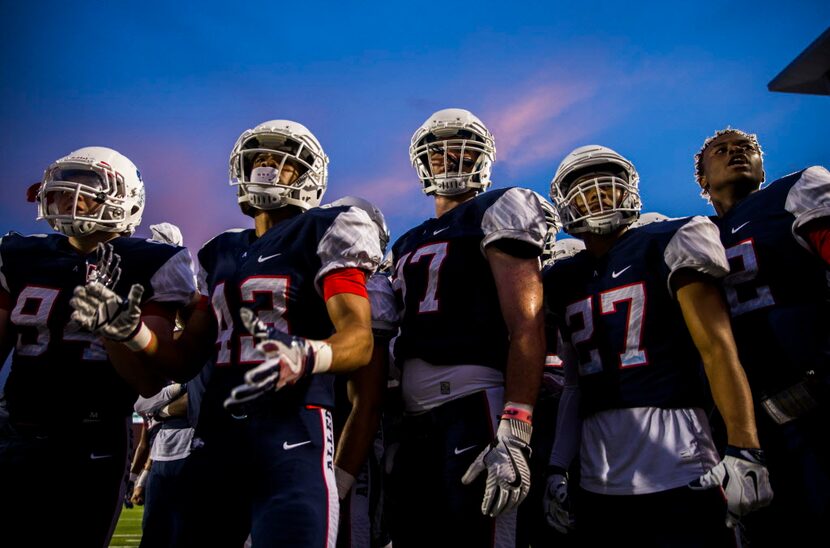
left=325, top=410, right=335, bottom=471
left=258, top=253, right=282, bottom=263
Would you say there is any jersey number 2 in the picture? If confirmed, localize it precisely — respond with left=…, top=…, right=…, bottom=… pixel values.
left=564, top=282, right=648, bottom=375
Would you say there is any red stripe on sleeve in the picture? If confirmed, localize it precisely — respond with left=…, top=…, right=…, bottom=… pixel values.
left=323, top=268, right=368, bottom=301
left=194, top=294, right=211, bottom=312
left=806, top=225, right=830, bottom=266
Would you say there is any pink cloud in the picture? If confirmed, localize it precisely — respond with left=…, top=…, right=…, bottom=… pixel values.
left=484, top=80, right=598, bottom=168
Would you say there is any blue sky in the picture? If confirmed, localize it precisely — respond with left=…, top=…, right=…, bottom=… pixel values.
left=1, top=1, right=827, bottom=250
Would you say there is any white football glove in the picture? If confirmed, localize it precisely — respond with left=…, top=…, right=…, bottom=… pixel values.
left=70, top=282, right=144, bottom=342
left=461, top=415, right=532, bottom=517
left=545, top=470, right=575, bottom=534
left=223, top=308, right=332, bottom=416
left=88, top=242, right=122, bottom=289
left=689, top=445, right=773, bottom=528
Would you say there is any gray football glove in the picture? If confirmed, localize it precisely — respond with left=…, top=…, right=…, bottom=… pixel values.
left=461, top=417, right=532, bottom=517
left=223, top=308, right=331, bottom=416
left=689, top=445, right=773, bottom=528
left=70, top=282, right=144, bottom=341
left=545, top=470, right=575, bottom=534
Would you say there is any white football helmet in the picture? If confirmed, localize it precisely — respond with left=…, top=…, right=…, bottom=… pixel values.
left=550, top=145, right=641, bottom=235
left=37, top=146, right=145, bottom=237
left=326, top=196, right=390, bottom=254
left=631, top=211, right=670, bottom=228
left=229, top=120, right=329, bottom=212
left=409, top=108, right=496, bottom=196
left=550, top=238, right=586, bottom=263
left=538, top=196, right=562, bottom=267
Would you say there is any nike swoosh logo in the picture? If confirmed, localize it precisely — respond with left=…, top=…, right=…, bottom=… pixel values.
left=505, top=447, right=523, bottom=488
left=433, top=227, right=449, bottom=235
left=611, top=265, right=631, bottom=278
left=746, top=470, right=759, bottom=495
left=731, top=221, right=750, bottom=234
left=258, top=253, right=282, bottom=263
left=89, top=453, right=113, bottom=460
left=283, top=440, right=312, bottom=450
left=454, top=444, right=478, bottom=455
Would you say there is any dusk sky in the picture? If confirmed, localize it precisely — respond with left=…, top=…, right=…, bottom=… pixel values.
left=1, top=1, right=827, bottom=251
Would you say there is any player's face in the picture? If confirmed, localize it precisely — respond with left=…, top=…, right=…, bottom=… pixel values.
left=569, top=171, right=623, bottom=217
left=701, top=133, right=764, bottom=195
left=49, top=171, right=104, bottom=216
left=428, top=144, right=481, bottom=176
left=252, top=152, right=301, bottom=184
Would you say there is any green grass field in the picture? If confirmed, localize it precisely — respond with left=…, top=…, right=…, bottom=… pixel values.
left=110, top=506, right=144, bottom=547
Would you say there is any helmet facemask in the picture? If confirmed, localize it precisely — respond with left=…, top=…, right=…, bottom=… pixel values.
left=38, top=159, right=143, bottom=237
left=551, top=145, right=642, bottom=236
left=409, top=109, right=496, bottom=197
left=230, top=124, right=328, bottom=212
left=411, top=130, right=494, bottom=196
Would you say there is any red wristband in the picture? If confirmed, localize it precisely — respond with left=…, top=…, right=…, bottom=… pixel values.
left=502, top=405, right=533, bottom=424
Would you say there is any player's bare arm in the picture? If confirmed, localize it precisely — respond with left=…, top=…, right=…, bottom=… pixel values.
left=324, top=291, right=374, bottom=373
left=487, top=246, right=545, bottom=406
left=672, top=268, right=760, bottom=449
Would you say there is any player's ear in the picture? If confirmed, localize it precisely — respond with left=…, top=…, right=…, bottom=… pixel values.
left=27, top=182, right=42, bottom=203
left=698, top=174, right=708, bottom=194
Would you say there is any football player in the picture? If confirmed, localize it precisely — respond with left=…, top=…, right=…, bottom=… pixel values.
left=132, top=381, right=192, bottom=547
left=70, top=121, right=382, bottom=546
left=539, top=197, right=562, bottom=268
left=324, top=195, right=398, bottom=548
left=695, top=128, right=830, bottom=546
left=0, top=147, right=195, bottom=547
left=387, top=108, right=546, bottom=547
left=518, top=196, right=579, bottom=548
left=542, top=145, right=772, bottom=546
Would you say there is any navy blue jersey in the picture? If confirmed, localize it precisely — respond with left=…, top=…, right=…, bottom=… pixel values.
left=195, top=206, right=381, bottom=430
left=0, top=233, right=195, bottom=432
left=390, top=187, right=545, bottom=370
left=543, top=217, right=729, bottom=416
left=714, top=166, right=830, bottom=395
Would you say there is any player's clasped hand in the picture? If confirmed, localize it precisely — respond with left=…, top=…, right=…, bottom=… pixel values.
left=223, top=308, right=332, bottom=416
left=544, top=470, right=576, bottom=534
left=688, top=445, right=773, bottom=528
